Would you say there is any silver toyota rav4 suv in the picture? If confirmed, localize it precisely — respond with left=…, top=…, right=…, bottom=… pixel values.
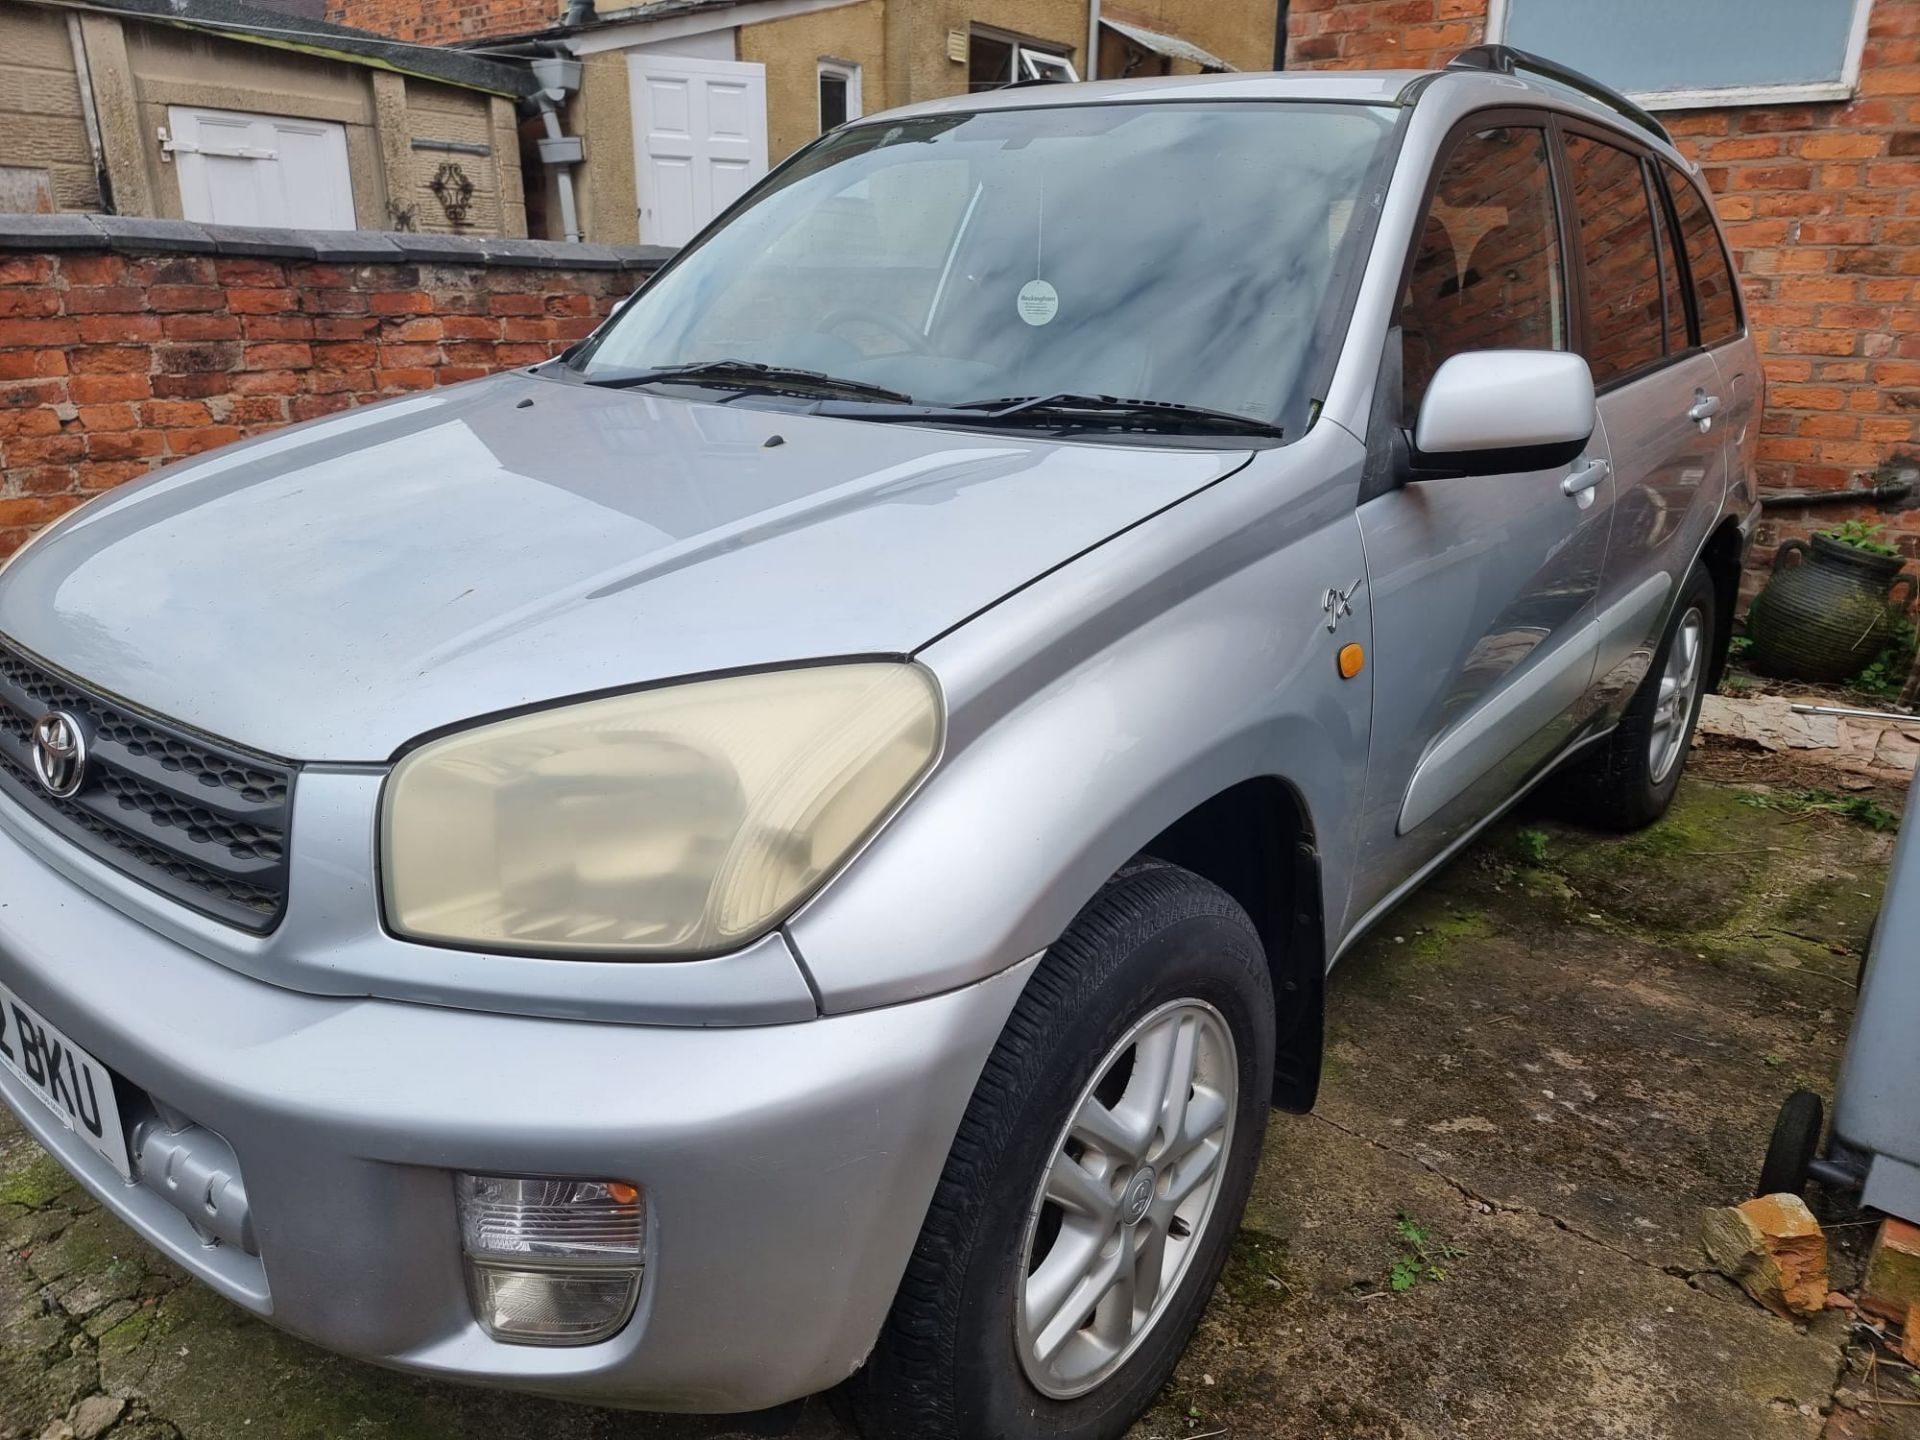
left=0, top=46, right=1757, bottom=1440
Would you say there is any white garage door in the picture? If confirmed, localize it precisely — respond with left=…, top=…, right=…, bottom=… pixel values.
left=166, top=106, right=357, bottom=230
left=629, top=53, right=769, bottom=246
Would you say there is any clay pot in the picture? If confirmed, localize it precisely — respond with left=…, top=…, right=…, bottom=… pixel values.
left=1747, top=533, right=1917, bottom=683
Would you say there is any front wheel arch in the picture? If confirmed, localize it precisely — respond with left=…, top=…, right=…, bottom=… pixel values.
left=1140, top=776, right=1325, bottom=1113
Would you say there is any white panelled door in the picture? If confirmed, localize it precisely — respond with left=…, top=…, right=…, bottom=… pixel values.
left=628, top=53, right=769, bottom=246
left=166, top=106, right=356, bottom=230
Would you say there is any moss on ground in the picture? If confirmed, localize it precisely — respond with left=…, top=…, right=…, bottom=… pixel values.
left=1214, top=1227, right=1294, bottom=1310
left=0, top=1151, right=74, bottom=1209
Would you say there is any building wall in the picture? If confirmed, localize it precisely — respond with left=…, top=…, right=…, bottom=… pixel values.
left=398, top=78, right=529, bottom=235
left=1287, top=0, right=1483, bottom=70
left=880, top=0, right=1087, bottom=112
left=1287, top=0, right=1920, bottom=586
left=1101, top=0, right=1279, bottom=75
left=0, top=222, right=664, bottom=555
left=739, top=0, right=887, bottom=160
left=322, top=0, right=558, bottom=46
left=0, top=5, right=101, bottom=214
left=10, top=10, right=526, bottom=239
left=568, top=47, right=640, bottom=243
left=121, top=21, right=390, bottom=227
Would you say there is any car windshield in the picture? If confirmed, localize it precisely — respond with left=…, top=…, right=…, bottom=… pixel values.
left=573, top=100, right=1399, bottom=436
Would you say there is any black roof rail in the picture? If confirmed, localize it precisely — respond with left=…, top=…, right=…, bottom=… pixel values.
left=1447, top=43, right=1672, bottom=147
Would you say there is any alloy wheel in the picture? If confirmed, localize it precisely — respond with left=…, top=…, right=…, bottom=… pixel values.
left=1648, top=605, right=1706, bottom=785
left=1014, top=998, right=1238, bottom=1399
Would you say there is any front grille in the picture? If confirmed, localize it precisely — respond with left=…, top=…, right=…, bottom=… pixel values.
left=0, top=637, right=295, bottom=931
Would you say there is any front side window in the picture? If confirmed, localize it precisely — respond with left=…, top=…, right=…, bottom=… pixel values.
left=1397, top=125, right=1566, bottom=420
left=1663, top=162, right=1741, bottom=347
left=1565, top=133, right=1665, bottom=387
left=575, top=102, right=1398, bottom=436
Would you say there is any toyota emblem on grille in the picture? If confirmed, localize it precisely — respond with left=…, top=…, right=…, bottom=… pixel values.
left=30, top=711, right=87, bottom=798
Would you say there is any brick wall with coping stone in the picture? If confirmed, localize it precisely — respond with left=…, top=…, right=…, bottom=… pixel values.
left=1290, top=0, right=1920, bottom=600
left=0, top=215, right=668, bottom=557
left=324, top=0, right=557, bottom=46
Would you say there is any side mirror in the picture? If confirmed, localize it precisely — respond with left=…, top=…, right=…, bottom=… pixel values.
left=1407, top=350, right=1596, bottom=479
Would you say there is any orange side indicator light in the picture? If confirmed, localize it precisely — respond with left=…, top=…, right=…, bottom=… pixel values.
left=1338, top=643, right=1365, bottom=680
left=606, top=1181, right=641, bottom=1205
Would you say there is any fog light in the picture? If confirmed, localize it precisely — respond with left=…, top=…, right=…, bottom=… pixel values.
left=456, top=1175, right=645, bottom=1345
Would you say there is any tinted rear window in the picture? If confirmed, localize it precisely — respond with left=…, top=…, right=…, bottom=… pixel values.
left=1663, top=161, right=1741, bottom=347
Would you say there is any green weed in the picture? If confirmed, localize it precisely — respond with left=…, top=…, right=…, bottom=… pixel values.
left=1388, top=1212, right=1462, bottom=1293
left=1821, top=519, right=1902, bottom=558
left=1739, top=788, right=1899, bottom=831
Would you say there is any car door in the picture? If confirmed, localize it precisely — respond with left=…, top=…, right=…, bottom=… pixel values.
left=1346, top=116, right=1613, bottom=933
left=1559, top=126, right=1732, bottom=715
left=1663, top=156, right=1762, bottom=545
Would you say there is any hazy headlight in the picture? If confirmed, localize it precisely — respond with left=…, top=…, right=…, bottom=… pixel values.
left=381, top=663, right=941, bottom=956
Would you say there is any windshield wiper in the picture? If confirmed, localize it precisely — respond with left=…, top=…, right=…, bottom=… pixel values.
left=815, top=391, right=1284, bottom=438
left=583, top=359, right=912, bottom=405
left=958, top=393, right=1286, bottom=437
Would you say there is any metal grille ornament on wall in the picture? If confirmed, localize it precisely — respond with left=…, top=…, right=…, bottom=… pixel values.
left=429, top=161, right=476, bottom=226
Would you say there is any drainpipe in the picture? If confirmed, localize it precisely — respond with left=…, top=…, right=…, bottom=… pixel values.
left=526, top=54, right=585, bottom=243
left=65, top=14, right=115, bottom=213
left=1085, top=0, right=1101, bottom=80
left=1760, top=477, right=1918, bottom=509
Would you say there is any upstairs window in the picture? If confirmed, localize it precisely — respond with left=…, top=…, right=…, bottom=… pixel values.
left=1492, top=0, right=1872, bottom=108
left=969, top=28, right=1078, bottom=91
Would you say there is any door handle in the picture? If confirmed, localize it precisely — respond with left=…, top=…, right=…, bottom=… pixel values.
left=1561, top=457, right=1609, bottom=498
left=1688, top=391, right=1723, bottom=427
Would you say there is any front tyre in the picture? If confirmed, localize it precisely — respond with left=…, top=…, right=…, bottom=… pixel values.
left=1563, top=564, right=1718, bottom=832
left=851, top=862, right=1274, bottom=1440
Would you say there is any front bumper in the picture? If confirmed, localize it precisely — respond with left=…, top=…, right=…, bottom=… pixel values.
left=0, top=817, right=1032, bottom=1412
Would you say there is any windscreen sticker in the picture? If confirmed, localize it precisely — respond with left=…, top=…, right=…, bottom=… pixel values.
left=1017, top=279, right=1060, bottom=327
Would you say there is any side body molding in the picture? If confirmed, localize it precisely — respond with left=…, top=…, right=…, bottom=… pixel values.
left=1398, top=621, right=1597, bottom=834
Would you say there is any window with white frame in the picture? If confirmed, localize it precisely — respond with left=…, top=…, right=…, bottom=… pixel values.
left=818, top=58, right=861, bottom=132
left=967, top=27, right=1079, bottom=91
left=1489, top=0, right=1873, bottom=109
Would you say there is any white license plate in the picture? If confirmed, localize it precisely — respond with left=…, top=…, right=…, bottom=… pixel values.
left=0, top=981, right=130, bottom=1181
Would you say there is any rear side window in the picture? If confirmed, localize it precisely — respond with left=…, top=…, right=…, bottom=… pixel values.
left=1663, top=161, right=1741, bottom=346
left=1397, top=125, right=1566, bottom=420
left=1564, top=133, right=1665, bottom=386
left=1650, top=168, right=1690, bottom=353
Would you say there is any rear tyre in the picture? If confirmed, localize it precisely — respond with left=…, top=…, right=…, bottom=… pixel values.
left=1562, top=565, right=1718, bottom=832
left=1758, top=1089, right=1825, bottom=1199
left=850, top=861, right=1275, bottom=1440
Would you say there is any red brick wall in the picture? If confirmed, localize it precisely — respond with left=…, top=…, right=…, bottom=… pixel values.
left=1289, top=0, right=1920, bottom=585
left=1287, top=0, right=1486, bottom=70
left=325, top=0, right=556, bottom=44
left=0, top=247, right=659, bottom=556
